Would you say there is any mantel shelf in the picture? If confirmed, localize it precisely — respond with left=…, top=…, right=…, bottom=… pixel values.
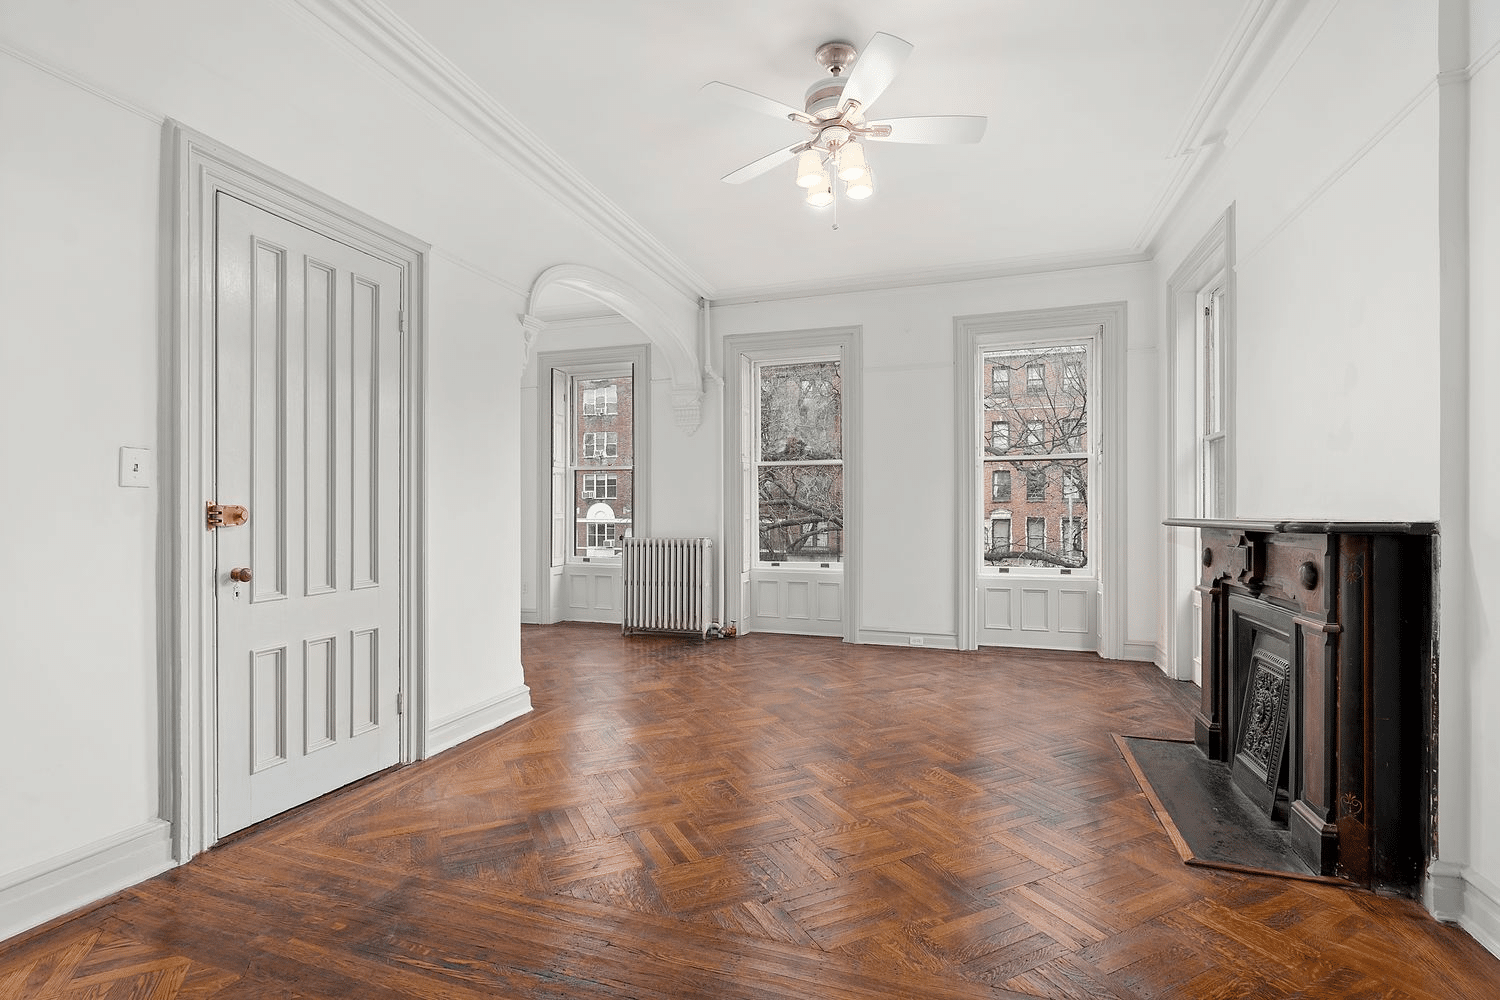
left=1163, top=517, right=1436, bottom=535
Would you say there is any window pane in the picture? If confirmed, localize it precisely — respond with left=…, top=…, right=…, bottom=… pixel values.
left=1026, top=468, right=1046, bottom=501
left=573, top=376, right=632, bottom=468
left=991, top=366, right=1011, bottom=397
left=981, top=344, right=1089, bottom=455
left=759, top=361, right=842, bottom=462
left=574, top=470, right=633, bottom=558
left=568, top=371, right=633, bottom=561
left=757, top=464, right=843, bottom=562
left=982, top=458, right=1088, bottom=569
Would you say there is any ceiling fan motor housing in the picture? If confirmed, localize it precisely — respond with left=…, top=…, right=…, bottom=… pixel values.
left=804, top=78, right=847, bottom=120
left=807, top=40, right=857, bottom=120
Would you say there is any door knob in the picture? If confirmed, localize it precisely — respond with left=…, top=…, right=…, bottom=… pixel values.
left=229, top=567, right=252, bottom=583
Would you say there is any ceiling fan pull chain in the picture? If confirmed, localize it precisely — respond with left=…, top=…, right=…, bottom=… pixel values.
left=832, top=163, right=840, bottom=231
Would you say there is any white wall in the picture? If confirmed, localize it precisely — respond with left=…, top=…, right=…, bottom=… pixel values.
left=0, top=0, right=698, bottom=932
left=1156, top=0, right=1442, bottom=519
left=709, top=263, right=1160, bottom=655
left=1458, top=1, right=1500, bottom=951
left=1153, top=0, right=1500, bottom=953
left=0, top=56, right=165, bottom=875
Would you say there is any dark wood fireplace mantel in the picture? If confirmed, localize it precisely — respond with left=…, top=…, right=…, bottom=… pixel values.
left=1164, top=518, right=1436, bottom=894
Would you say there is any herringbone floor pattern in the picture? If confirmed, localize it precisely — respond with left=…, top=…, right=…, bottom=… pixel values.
left=2, top=625, right=1496, bottom=998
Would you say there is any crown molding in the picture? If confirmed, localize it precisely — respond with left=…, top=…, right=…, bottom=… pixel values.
left=283, top=0, right=713, bottom=302
left=1163, top=0, right=1281, bottom=159
left=708, top=248, right=1152, bottom=308
left=1136, top=0, right=1330, bottom=256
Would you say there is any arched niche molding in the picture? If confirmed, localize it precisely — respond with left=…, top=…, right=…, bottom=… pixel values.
left=522, top=264, right=704, bottom=434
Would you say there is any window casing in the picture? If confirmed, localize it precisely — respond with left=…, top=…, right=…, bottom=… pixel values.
left=754, top=358, right=844, bottom=565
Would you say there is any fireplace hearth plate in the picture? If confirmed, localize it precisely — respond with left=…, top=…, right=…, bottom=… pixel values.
left=1115, top=734, right=1339, bottom=883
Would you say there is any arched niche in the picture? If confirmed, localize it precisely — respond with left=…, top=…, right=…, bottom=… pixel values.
left=522, top=264, right=704, bottom=434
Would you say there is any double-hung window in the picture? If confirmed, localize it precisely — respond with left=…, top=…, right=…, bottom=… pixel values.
left=980, top=342, right=1092, bottom=570
left=569, top=372, right=633, bottom=560
left=1198, top=285, right=1227, bottom=517
left=754, top=359, right=843, bottom=564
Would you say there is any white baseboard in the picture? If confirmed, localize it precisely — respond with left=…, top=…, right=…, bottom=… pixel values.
left=0, top=819, right=175, bottom=943
left=519, top=609, right=541, bottom=625
left=1120, top=640, right=1161, bottom=663
left=1426, top=860, right=1500, bottom=959
left=854, top=628, right=961, bottom=650
left=426, top=684, right=533, bottom=756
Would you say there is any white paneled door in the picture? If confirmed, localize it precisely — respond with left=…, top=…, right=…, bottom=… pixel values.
left=214, top=193, right=402, bottom=837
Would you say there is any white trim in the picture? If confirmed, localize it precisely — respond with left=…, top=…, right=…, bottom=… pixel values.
left=1161, top=208, right=1236, bottom=682
left=1220, top=0, right=1342, bottom=151
left=426, top=685, right=535, bottom=756
left=0, top=821, right=174, bottom=942
left=953, top=303, right=1127, bottom=657
left=0, top=37, right=163, bottom=123
left=1120, top=640, right=1161, bottom=663
left=163, top=121, right=429, bottom=859
left=1426, top=861, right=1500, bottom=959
left=723, top=327, right=863, bottom=643
left=855, top=628, right=960, bottom=651
left=280, top=0, right=709, bottom=301
left=1162, top=0, right=1282, bottom=159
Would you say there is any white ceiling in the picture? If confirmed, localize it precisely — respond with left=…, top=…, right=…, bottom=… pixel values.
left=377, top=0, right=1256, bottom=300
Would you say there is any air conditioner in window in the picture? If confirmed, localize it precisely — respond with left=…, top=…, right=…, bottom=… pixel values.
left=582, top=490, right=595, bottom=499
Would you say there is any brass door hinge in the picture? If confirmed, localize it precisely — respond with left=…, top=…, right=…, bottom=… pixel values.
left=206, top=502, right=248, bottom=531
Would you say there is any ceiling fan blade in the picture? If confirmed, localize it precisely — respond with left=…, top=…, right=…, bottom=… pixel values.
left=839, top=32, right=913, bottom=115
left=865, top=115, right=988, bottom=144
left=701, top=81, right=810, bottom=124
left=721, top=143, right=806, bottom=184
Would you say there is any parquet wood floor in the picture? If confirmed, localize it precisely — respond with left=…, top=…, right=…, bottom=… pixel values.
left=4, top=624, right=1497, bottom=998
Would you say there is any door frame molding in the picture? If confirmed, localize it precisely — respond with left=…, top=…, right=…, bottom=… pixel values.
left=161, top=121, right=429, bottom=860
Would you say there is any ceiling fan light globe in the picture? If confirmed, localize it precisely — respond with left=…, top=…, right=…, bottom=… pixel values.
left=837, top=141, right=867, bottom=181
left=806, top=178, right=834, bottom=207
left=845, top=167, right=874, bottom=200
left=795, top=150, right=825, bottom=188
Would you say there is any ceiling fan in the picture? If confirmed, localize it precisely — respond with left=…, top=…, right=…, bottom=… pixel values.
left=702, top=32, right=987, bottom=210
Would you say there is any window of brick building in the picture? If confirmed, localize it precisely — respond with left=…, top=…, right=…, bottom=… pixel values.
left=992, top=365, right=1011, bottom=398
left=569, top=373, right=632, bottom=559
left=979, top=341, right=1090, bottom=569
left=755, top=358, right=843, bottom=564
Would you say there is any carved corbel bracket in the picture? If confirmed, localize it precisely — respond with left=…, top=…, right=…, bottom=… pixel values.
left=672, top=387, right=704, bottom=436
left=518, top=313, right=547, bottom=374
left=1230, top=532, right=1266, bottom=590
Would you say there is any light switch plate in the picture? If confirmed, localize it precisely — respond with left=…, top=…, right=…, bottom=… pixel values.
left=119, top=446, right=152, bottom=488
